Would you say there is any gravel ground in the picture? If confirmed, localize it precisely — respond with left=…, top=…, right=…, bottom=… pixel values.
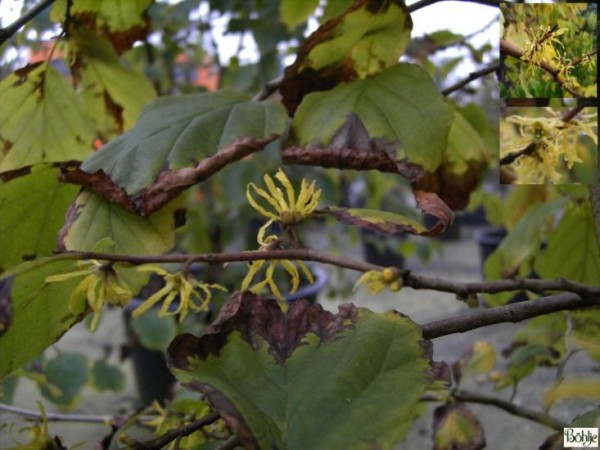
left=1, top=225, right=597, bottom=449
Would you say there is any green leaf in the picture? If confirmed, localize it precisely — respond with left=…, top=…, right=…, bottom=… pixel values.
left=280, top=0, right=319, bottom=30
left=289, top=63, right=454, bottom=173
left=483, top=198, right=567, bottom=306
left=433, top=402, right=485, bottom=450
left=59, top=190, right=182, bottom=255
left=91, top=359, right=125, bottom=392
left=169, top=292, right=433, bottom=450
left=0, top=258, right=86, bottom=379
left=571, top=309, right=600, bottom=362
left=0, top=64, right=95, bottom=172
left=320, top=0, right=355, bottom=23
left=81, top=91, right=288, bottom=195
left=52, top=0, right=153, bottom=52
left=280, top=0, right=413, bottom=112
left=130, top=306, right=177, bottom=352
left=544, top=379, right=600, bottom=408
left=535, top=201, right=600, bottom=284
left=71, top=31, right=157, bottom=137
left=38, top=352, right=89, bottom=407
left=0, top=165, right=79, bottom=271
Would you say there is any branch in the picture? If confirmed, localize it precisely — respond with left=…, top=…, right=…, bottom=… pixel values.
left=500, top=39, right=583, bottom=97
left=46, top=247, right=600, bottom=299
left=408, top=0, right=500, bottom=13
left=129, top=412, right=220, bottom=450
left=0, top=402, right=148, bottom=424
left=572, top=48, right=599, bottom=66
left=421, top=293, right=600, bottom=339
left=0, top=0, right=56, bottom=46
left=441, top=63, right=499, bottom=96
left=423, top=389, right=569, bottom=430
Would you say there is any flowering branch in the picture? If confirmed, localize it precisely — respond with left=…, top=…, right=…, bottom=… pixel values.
left=500, top=39, right=583, bottom=97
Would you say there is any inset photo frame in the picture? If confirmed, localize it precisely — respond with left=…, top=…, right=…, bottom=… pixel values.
left=500, top=3, right=597, bottom=98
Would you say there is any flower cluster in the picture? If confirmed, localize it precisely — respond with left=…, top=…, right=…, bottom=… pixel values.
left=503, top=112, right=597, bottom=183
left=132, top=265, right=227, bottom=322
left=354, top=267, right=403, bottom=295
left=45, top=260, right=132, bottom=331
left=242, top=168, right=319, bottom=300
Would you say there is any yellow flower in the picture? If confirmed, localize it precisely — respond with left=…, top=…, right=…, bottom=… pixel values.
left=246, top=168, right=321, bottom=235
left=45, top=260, right=131, bottom=331
left=354, top=267, right=402, bottom=295
left=241, top=234, right=314, bottom=301
left=132, top=265, right=226, bottom=323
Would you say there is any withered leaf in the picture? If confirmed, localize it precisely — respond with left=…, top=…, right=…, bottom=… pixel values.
left=283, top=114, right=424, bottom=182
left=433, top=402, right=486, bottom=450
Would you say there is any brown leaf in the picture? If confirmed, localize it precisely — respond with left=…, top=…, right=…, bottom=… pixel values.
left=60, top=135, right=278, bottom=217
left=412, top=159, right=487, bottom=211
left=283, top=114, right=424, bottom=182
left=414, top=190, right=455, bottom=236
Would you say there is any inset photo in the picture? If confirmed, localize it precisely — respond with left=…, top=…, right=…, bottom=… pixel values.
left=500, top=105, right=597, bottom=184
left=500, top=3, right=597, bottom=98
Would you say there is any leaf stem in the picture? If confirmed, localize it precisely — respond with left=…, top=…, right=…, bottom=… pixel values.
left=0, top=0, right=57, bottom=46
left=253, top=75, right=284, bottom=101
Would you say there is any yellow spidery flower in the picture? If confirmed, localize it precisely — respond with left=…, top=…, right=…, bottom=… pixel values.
left=241, top=169, right=318, bottom=300
left=354, top=267, right=402, bottom=295
left=45, top=260, right=132, bottom=331
left=241, top=231, right=314, bottom=301
left=246, top=167, right=322, bottom=237
left=132, top=265, right=227, bottom=322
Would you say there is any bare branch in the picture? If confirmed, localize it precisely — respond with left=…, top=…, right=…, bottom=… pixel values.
left=423, top=389, right=569, bottom=430
left=0, top=0, right=56, bottom=46
left=441, top=63, right=499, bottom=96
left=421, top=293, right=600, bottom=339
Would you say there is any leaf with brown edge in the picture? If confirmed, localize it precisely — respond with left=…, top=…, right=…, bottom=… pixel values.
left=413, top=110, right=489, bottom=210
left=323, top=193, right=453, bottom=237
left=280, top=0, right=413, bottom=114
left=433, top=402, right=486, bottom=450
left=283, top=113, right=424, bottom=182
left=51, top=0, right=152, bottom=53
left=168, top=292, right=435, bottom=450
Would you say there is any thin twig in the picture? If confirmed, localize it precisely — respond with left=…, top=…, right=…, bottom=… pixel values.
left=408, top=0, right=499, bottom=13
left=0, top=402, right=150, bottom=424
left=0, top=0, right=57, bottom=46
left=441, top=63, right=499, bottom=96
left=421, top=293, right=600, bottom=339
left=129, top=412, right=220, bottom=450
left=422, top=389, right=569, bottom=430
left=499, top=142, right=536, bottom=166
left=215, top=435, right=242, bottom=450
